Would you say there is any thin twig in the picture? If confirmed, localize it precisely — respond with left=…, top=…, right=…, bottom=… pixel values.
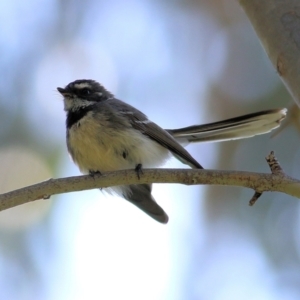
left=249, top=151, right=286, bottom=205
left=0, top=152, right=298, bottom=211
left=249, top=192, right=262, bottom=206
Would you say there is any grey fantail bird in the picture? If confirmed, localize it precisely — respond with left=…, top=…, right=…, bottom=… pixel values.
left=57, top=79, right=287, bottom=224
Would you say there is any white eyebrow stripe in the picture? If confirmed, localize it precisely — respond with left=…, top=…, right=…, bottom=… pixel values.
left=73, top=82, right=92, bottom=89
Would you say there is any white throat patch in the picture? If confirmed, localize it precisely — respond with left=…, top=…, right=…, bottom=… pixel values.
left=63, top=97, right=95, bottom=111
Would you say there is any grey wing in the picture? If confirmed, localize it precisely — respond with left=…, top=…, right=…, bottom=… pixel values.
left=109, top=99, right=203, bottom=169
left=167, top=108, right=287, bottom=144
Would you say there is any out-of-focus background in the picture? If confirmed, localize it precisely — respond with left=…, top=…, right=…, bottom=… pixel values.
left=0, top=0, right=297, bottom=299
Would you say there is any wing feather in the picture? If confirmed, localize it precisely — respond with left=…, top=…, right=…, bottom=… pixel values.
left=109, top=99, right=203, bottom=169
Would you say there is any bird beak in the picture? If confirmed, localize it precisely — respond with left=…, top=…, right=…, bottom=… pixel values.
left=57, top=87, right=71, bottom=96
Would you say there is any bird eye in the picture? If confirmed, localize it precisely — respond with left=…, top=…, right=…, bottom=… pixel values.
left=81, top=88, right=91, bottom=95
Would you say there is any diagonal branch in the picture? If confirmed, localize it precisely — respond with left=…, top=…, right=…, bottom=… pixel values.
left=238, top=0, right=300, bottom=105
left=0, top=152, right=299, bottom=211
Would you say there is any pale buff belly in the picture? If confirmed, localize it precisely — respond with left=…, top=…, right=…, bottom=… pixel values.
left=67, top=114, right=170, bottom=174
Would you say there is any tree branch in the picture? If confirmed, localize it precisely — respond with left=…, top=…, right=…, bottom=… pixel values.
left=0, top=152, right=298, bottom=211
left=238, top=0, right=300, bottom=105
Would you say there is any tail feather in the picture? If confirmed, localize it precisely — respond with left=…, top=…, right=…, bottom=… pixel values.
left=167, top=108, right=287, bottom=144
left=122, top=184, right=169, bottom=224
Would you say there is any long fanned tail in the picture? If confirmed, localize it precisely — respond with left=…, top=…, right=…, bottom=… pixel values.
left=168, top=108, right=287, bottom=144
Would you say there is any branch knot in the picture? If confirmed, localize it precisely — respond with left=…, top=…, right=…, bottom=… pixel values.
left=266, top=151, right=284, bottom=175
